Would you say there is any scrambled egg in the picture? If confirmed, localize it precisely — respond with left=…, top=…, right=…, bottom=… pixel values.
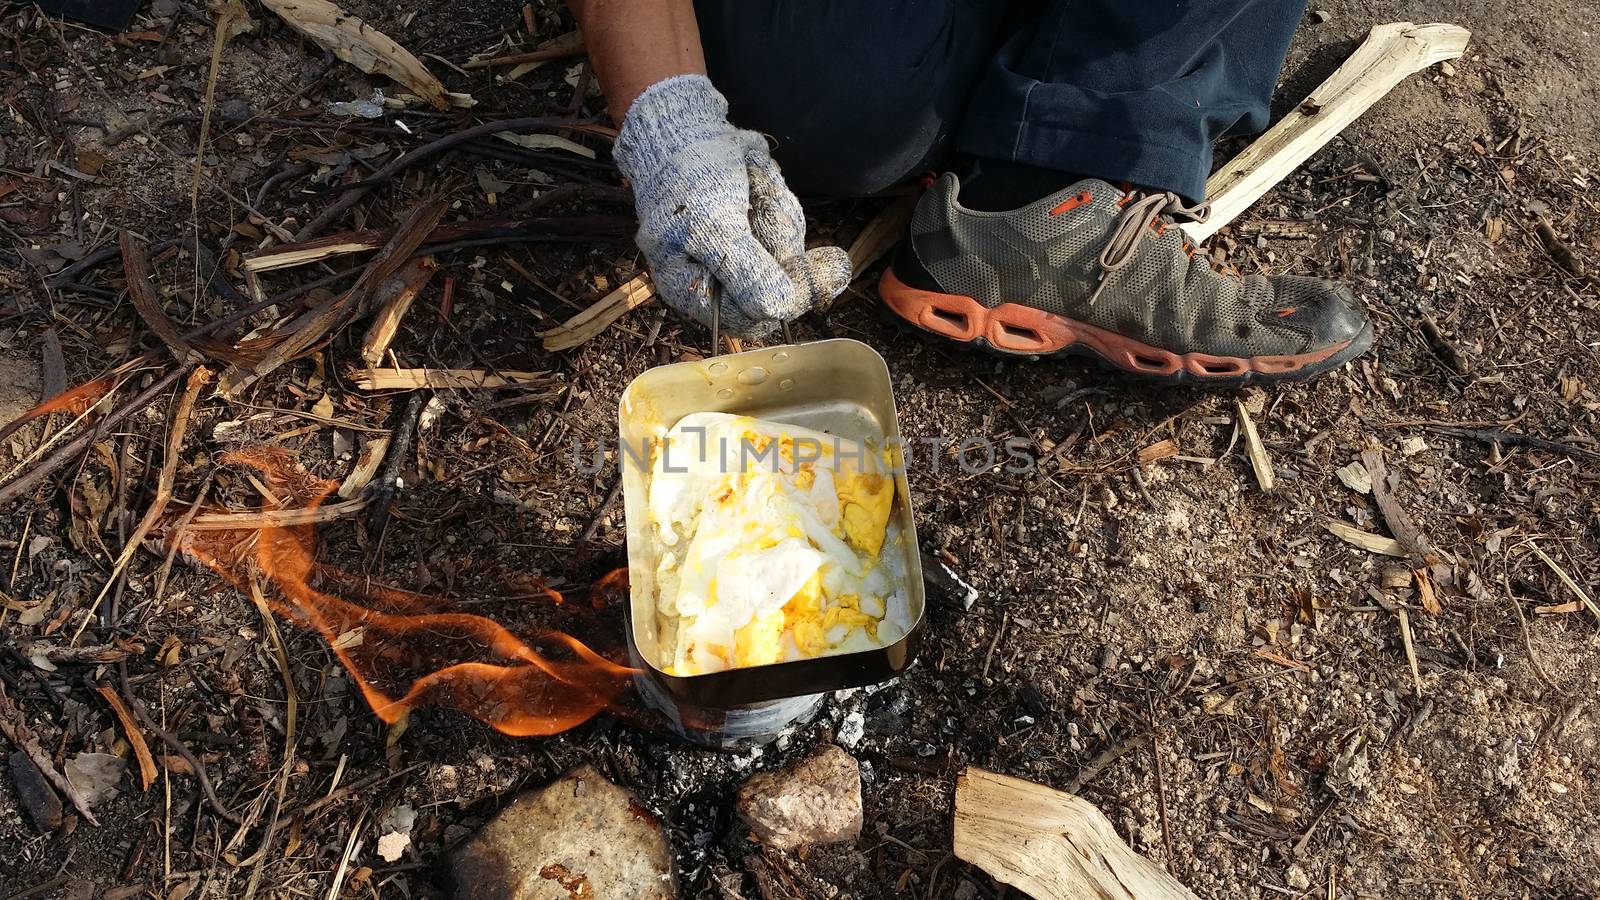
left=643, top=412, right=911, bottom=675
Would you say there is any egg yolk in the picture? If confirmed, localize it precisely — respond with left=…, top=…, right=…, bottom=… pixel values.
left=836, top=471, right=893, bottom=557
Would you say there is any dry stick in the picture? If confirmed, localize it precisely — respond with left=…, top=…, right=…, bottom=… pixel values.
left=240, top=577, right=297, bottom=900
left=0, top=681, right=100, bottom=826
left=1419, top=424, right=1600, bottom=463
left=1502, top=574, right=1564, bottom=695
left=154, top=473, right=214, bottom=600
left=75, top=368, right=211, bottom=643
left=578, top=478, right=624, bottom=544
left=1360, top=448, right=1448, bottom=585
left=361, top=257, right=437, bottom=365
left=462, top=29, right=584, bottom=69
left=219, top=199, right=451, bottom=397
left=0, top=365, right=190, bottom=508
left=1148, top=697, right=1177, bottom=874
left=295, top=116, right=588, bottom=240
left=1184, top=22, right=1469, bottom=241
left=117, top=662, right=242, bottom=823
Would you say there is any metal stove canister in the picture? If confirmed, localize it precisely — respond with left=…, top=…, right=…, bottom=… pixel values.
left=618, top=339, right=925, bottom=745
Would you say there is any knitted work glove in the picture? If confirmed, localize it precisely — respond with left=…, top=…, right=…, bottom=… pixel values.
left=614, top=75, right=851, bottom=339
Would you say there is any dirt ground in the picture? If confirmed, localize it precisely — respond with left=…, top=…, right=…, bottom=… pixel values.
left=1, top=0, right=1597, bottom=898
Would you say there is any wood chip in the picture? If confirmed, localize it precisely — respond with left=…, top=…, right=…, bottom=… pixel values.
left=338, top=435, right=391, bottom=499
left=1137, top=438, right=1180, bottom=466
left=354, top=368, right=554, bottom=391
left=1335, top=460, right=1372, bottom=493
left=94, top=686, right=157, bottom=791
left=1324, top=520, right=1407, bottom=557
left=1235, top=400, right=1275, bottom=492
left=260, top=0, right=462, bottom=109
left=539, top=274, right=656, bottom=351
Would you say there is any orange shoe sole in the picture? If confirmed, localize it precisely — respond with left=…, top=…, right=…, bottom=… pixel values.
left=879, top=268, right=1368, bottom=384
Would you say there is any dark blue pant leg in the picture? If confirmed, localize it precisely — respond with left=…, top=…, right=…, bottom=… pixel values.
left=694, top=0, right=1013, bottom=196
left=957, top=0, right=1309, bottom=201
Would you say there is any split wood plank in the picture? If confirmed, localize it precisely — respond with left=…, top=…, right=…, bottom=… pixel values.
left=353, top=368, right=555, bottom=391
left=540, top=274, right=656, bottom=351
left=260, top=0, right=468, bottom=109
left=954, top=767, right=1201, bottom=900
left=361, top=256, right=437, bottom=365
left=1185, top=22, right=1469, bottom=241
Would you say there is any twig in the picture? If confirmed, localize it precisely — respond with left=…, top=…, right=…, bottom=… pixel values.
left=326, top=807, right=370, bottom=900
left=463, top=29, right=584, bottom=69
left=295, top=117, right=594, bottom=239
left=361, top=256, right=437, bottom=365
left=982, top=612, right=1009, bottom=680
left=75, top=367, right=210, bottom=642
left=218, top=199, right=451, bottom=397
left=366, top=391, right=426, bottom=536
left=1502, top=575, right=1564, bottom=695
left=1418, top=315, right=1471, bottom=375
left=354, top=368, right=554, bottom=391
left=1418, top=425, right=1600, bottom=463
left=1361, top=448, right=1446, bottom=579
left=1396, top=604, right=1423, bottom=697
left=117, top=662, right=241, bottom=823
left=578, top=478, right=623, bottom=544
left=1148, top=697, right=1176, bottom=873
left=0, top=365, right=190, bottom=508
left=154, top=473, right=213, bottom=601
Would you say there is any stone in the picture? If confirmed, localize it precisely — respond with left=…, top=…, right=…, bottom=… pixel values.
left=736, top=744, right=863, bottom=850
left=453, top=765, right=674, bottom=900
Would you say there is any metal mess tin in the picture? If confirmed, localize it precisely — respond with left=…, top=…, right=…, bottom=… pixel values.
left=618, top=339, right=925, bottom=735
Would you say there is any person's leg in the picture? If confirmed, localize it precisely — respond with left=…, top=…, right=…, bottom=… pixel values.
left=881, top=1, right=1376, bottom=385
left=692, top=0, right=1011, bottom=196
left=957, top=0, right=1307, bottom=206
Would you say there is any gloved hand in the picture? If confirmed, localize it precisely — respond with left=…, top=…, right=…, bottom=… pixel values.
left=613, top=75, right=852, bottom=339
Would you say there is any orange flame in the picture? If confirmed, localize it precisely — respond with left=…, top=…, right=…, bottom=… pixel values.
left=0, top=376, right=116, bottom=444
left=174, top=448, right=637, bottom=736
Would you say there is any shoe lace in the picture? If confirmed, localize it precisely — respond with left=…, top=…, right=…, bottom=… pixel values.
left=1089, top=191, right=1211, bottom=304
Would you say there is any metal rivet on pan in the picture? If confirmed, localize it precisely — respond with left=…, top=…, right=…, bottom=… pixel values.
left=736, top=367, right=769, bottom=386
left=778, top=378, right=795, bottom=391
left=771, top=351, right=789, bottom=362
left=708, top=362, right=729, bottom=375
left=716, top=388, right=734, bottom=399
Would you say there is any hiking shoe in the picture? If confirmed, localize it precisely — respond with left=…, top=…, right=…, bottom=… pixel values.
left=879, top=174, right=1374, bottom=384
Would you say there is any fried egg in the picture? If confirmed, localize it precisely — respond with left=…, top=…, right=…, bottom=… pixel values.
left=643, top=412, right=908, bottom=675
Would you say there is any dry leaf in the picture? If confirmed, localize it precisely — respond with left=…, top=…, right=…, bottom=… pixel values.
left=311, top=393, right=335, bottom=419
left=260, top=0, right=458, bottom=110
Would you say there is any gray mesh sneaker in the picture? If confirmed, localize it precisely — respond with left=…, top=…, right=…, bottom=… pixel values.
left=880, top=174, right=1374, bottom=384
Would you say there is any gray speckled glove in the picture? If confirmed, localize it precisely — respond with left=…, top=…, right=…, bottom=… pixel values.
left=613, top=75, right=851, bottom=339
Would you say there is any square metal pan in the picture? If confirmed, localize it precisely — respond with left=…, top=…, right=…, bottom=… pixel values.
left=618, top=338, right=925, bottom=709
